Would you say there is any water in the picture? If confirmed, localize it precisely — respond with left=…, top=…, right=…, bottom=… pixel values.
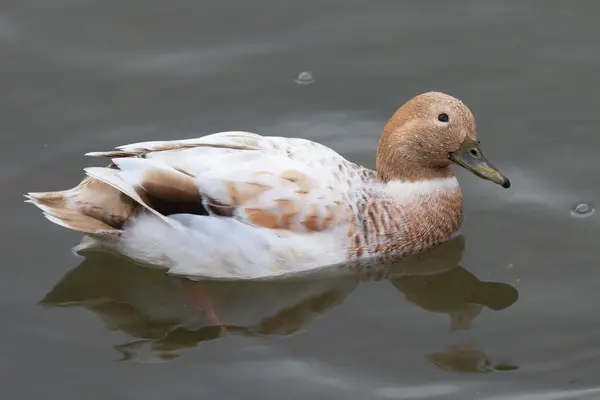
left=2, top=0, right=600, bottom=398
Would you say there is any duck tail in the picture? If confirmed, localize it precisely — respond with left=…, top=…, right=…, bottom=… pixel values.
left=25, top=166, right=137, bottom=234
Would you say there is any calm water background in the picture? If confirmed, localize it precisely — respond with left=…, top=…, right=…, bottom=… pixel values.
left=2, top=1, right=600, bottom=399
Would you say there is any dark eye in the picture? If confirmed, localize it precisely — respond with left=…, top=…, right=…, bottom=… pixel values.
left=438, top=113, right=449, bottom=122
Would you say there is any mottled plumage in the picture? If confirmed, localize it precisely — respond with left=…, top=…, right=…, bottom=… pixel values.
left=26, top=92, right=510, bottom=279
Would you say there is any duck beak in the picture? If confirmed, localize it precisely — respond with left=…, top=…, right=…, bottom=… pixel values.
left=449, top=140, right=511, bottom=188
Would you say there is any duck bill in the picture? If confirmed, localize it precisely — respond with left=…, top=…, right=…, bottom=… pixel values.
left=449, top=141, right=511, bottom=188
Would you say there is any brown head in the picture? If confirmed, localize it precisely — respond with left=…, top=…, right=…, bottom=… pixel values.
left=376, top=92, right=510, bottom=188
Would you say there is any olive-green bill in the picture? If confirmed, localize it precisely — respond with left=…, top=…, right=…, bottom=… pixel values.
left=449, top=140, right=510, bottom=188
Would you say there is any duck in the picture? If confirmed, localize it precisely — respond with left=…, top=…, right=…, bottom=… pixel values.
left=26, top=91, right=510, bottom=280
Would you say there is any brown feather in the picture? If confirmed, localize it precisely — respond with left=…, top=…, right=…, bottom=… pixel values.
left=26, top=171, right=138, bottom=233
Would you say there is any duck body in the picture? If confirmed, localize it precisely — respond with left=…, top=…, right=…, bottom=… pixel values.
left=26, top=92, right=509, bottom=280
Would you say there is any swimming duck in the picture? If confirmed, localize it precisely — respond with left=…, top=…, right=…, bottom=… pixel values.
left=26, top=92, right=510, bottom=280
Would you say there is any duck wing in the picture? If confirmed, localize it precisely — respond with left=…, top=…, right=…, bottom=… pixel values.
left=27, top=131, right=376, bottom=236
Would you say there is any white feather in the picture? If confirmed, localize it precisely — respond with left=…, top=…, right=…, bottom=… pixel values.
left=383, top=177, right=459, bottom=203
left=83, top=166, right=176, bottom=227
left=118, top=213, right=348, bottom=280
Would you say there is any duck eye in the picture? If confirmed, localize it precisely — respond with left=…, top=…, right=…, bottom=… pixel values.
left=438, top=113, right=449, bottom=122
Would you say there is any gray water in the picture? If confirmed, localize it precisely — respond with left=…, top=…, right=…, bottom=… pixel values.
left=3, top=1, right=600, bottom=399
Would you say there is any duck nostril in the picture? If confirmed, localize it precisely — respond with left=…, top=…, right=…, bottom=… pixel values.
left=469, top=149, right=479, bottom=157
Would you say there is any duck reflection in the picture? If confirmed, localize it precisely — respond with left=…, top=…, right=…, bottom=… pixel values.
left=40, top=236, right=518, bottom=363
left=391, top=264, right=519, bottom=331
left=427, top=343, right=520, bottom=373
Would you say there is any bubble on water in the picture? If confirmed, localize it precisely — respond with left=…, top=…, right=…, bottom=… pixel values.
left=571, top=203, right=595, bottom=218
left=294, top=71, right=314, bottom=85
left=507, top=263, right=514, bottom=269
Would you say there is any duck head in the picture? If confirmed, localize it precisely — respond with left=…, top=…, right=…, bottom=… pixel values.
left=376, top=91, right=510, bottom=189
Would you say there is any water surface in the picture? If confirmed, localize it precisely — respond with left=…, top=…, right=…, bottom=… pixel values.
left=2, top=1, right=600, bottom=399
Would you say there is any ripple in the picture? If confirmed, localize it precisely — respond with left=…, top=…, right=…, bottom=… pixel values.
left=571, top=203, right=594, bottom=218
left=374, top=384, right=460, bottom=398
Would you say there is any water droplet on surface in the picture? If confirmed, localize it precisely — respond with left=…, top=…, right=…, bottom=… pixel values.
left=507, top=263, right=514, bottom=269
left=294, top=71, right=314, bottom=85
left=571, top=203, right=594, bottom=218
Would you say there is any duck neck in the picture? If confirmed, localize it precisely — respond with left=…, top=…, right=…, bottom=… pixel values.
left=375, top=141, right=455, bottom=184
left=375, top=116, right=455, bottom=184
left=376, top=163, right=455, bottom=184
